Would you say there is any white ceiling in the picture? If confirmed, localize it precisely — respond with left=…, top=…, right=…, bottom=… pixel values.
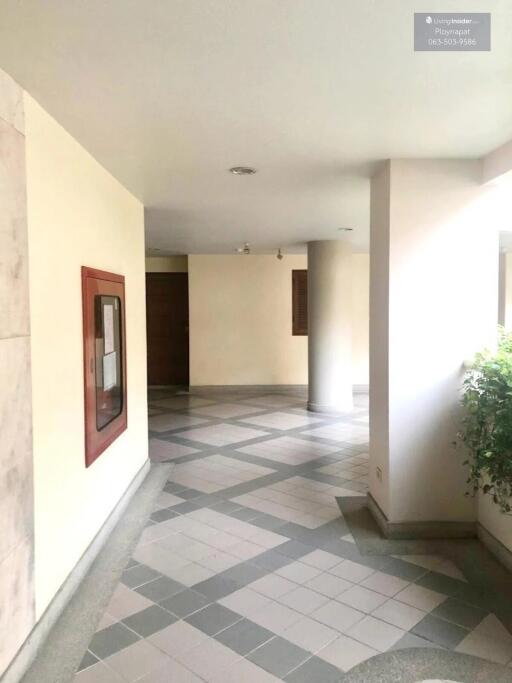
left=1, top=0, right=511, bottom=254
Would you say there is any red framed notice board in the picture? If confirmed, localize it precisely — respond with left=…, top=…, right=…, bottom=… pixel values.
left=82, top=266, right=127, bottom=467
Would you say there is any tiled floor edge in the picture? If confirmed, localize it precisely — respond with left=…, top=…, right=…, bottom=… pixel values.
left=338, top=495, right=512, bottom=636
left=17, top=461, right=172, bottom=683
left=339, top=645, right=512, bottom=683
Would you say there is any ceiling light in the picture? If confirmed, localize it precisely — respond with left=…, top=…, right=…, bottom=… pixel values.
left=338, top=227, right=353, bottom=232
left=229, top=167, right=257, bottom=175
left=236, top=242, right=251, bottom=255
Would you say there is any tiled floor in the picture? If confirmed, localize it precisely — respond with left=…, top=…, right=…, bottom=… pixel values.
left=75, top=387, right=512, bottom=682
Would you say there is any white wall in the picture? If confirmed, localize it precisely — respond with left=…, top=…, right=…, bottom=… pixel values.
left=25, top=94, right=148, bottom=617
left=352, top=253, right=369, bottom=388
left=188, top=254, right=369, bottom=387
left=371, top=160, right=499, bottom=524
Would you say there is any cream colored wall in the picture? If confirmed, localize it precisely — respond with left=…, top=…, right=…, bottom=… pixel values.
left=189, top=255, right=308, bottom=386
left=189, top=254, right=369, bottom=387
left=351, top=253, right=369, bottom=388
left=24, top=94, right=148, bottom=618
left=145, top=255, right=188, bottom=272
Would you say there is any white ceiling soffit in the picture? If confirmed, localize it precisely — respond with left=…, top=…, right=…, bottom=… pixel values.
left=0, top=0, right=511, bottom=253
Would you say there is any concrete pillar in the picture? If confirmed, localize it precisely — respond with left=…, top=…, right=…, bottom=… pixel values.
left=307, top=240, right=353, bottom=413
left=498, top=251, right=512, bottom=330
left=369, top=160, right=499, bottom=536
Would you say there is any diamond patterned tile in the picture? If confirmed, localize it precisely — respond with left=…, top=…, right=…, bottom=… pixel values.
left=371, top=598, right=427, bottom=631
left=73, top=389, right=512, bottom=682
left=148, top=439, right=199, bottom=462
left=242, top=394, right=304, bottom=408
left=151, top=396, right=215, bottom=409
left=394, top=583, right=447, bottom=612
left=190, top=403, right=265, bottom=418
left=149, top=413, right=208, bottom=432
left=278, top=586, right=329, bottom=614
left=317, top=633, right=379, bottom=671
left=169, top=454, right=275, bottom=493
left=177, top=423, right=268, bottom=446
left=301, top=423, right=369, bottom=445
left=411, top=614, right=469, bottom=649
left=103, top=639, right=170, bottom=681
left=240, top=411, right=323, bottom=430
left=247, top=636, right=310, bottom=677
left=238, top=436, right=338, bottom=465
left=283, top=616, right=339, bottom=652
left=175, top=636, right=241, bottom=679
left=346, top=615, right=405, bottom=651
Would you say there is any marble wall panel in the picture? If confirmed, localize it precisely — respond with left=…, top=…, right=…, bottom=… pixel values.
left=0, top=69, right=24, bottom=134
left=0, top=67, right=34, bottom=677
left=0, top=116, right=30, bottom=340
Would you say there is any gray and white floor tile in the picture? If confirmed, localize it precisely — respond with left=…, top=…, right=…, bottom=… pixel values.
left=74, top=387, right=512, bottom=682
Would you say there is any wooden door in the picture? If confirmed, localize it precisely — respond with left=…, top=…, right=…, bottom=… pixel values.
left=145, top=273, right=189, bottom=386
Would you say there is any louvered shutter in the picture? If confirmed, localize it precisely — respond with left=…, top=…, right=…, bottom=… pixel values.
left=292, top=269, right=308, bottom=335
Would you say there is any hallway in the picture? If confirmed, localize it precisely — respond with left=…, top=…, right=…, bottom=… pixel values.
left=2, top=5, right=512, bottom=683
left=72, top=388, right=512, bottom=682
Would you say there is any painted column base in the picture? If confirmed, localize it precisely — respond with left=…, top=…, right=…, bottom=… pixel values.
left=367, top=493, right=476, bottom=540
left=307, top=400, right=353, bottom=415
left=477, top=522, right=512, bottom=574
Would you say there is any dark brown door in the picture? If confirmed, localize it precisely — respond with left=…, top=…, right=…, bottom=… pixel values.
left=145, top=273, right=189, bottom=386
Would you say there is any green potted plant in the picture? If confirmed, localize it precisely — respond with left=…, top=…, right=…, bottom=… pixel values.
left=458, top=328, right=512, bottom=513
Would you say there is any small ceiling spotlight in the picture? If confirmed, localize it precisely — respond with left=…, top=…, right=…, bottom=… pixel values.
left=277, top=248, right=284, bottom=261
left=229, top=166, right=257, bottom=175
left=338, top=227, right=353, bottom=232
left=236, top=242, right=251, bottom=255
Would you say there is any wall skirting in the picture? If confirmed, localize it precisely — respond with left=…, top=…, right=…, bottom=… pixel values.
left=1, top=459, right=151, bottom=683
left=189, top=384, right=308, bottom=390
left=187, top=384, right=369, bottom=393
left=478, top=522, right=512, bottom=574
left=367, top=492, right=477, bottom=540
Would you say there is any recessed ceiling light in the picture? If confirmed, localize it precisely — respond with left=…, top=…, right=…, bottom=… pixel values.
left=229, top=166, right=257, bottom=175
left=338, top=227, right=353, bottom=232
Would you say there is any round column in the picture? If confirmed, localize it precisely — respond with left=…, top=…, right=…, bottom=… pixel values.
left=307, top=239, right=353, bottom=413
